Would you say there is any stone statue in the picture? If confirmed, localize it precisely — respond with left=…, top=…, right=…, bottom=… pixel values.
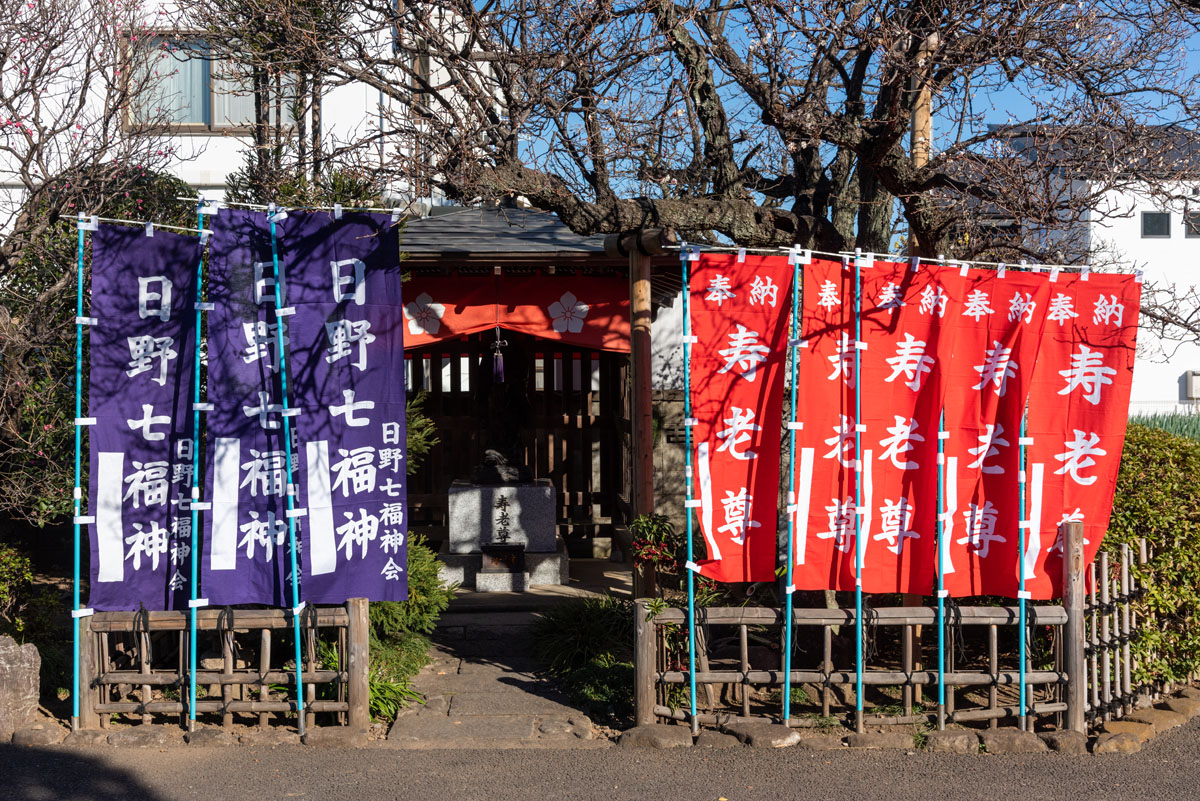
left=471, top=449, right=533, bottom=485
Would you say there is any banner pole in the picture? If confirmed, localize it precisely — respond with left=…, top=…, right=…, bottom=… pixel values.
left=267, top=205, right=306, bottom=737
left=1018, top=413, right=1028, bottom=730
left=782, top=248, right=804, bottom=725
left=936, top=410, right=946, bottom=730
left=853, top=249, right=864, bottom=734
left=187, top=204, right=206, bottom=730
left=71, top=213, right=87, bottom=731
left=681, top=246, right=698, bottom=735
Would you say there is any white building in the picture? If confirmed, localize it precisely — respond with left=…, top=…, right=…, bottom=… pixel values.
left=1085, top=186, right=1200, bottom=414
left=0, top=1, right=448, bottom=224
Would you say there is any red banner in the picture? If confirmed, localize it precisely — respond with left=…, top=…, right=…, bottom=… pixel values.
left=940, top=268, right=1052, bottom=597
left=403, top=276, right=630, bottom=352
left=790, top=256, right=854, bottom=590
left=1023, top=273, right=1140, bottom=598
left=689, top=253, right=793, bottom=582
left=791, top=257, right=965, bottom=593
left=856, top=259, right=962, bottom=593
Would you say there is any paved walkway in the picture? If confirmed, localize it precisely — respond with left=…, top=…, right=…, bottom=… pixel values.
left=387, top=637, right=602, bottom=748
left=387, top=558, right=631, bottom=748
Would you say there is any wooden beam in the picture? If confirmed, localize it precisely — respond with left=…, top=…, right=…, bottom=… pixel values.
left=634, top=599, right=656, bottom=725
left=346, top=598, right=370, bottom=732
left=629, top=246, right=655, bottom=598
left=77, top=612, right=100, bottom=730
left=1062, top=520, right=1087, bottom=734
left=604, top=228, right=676, bottom=258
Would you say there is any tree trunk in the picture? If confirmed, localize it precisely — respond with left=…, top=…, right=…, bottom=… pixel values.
left=829, top=148, right=858, bottom=248
left=856, top=165, right=896, bottom=253
left=273, top=72, right=283, bottom=171
left=311, top=75, right=323, bottom=185
left=296, top=72, right=309, bottom=183
left=253, top=68, right=269, bottom=199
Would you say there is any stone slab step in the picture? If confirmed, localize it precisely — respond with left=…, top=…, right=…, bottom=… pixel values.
left=448, top=691, right=576, bottom=717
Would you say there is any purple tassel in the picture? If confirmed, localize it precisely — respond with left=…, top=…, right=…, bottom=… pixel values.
left=491, top=328, right=507, bottom=382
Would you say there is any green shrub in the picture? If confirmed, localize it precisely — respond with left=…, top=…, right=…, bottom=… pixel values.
left=369, top=533, right=456, bottom=639
left=368, top=630, right=430, bottom=720
left=359, top=534, right=456, bottom=722
left=1107, top=423, right=1200, bottom=683
left=404, top=392, right=439, bottom=477
left=0, top=542, right=34, bottom=636
left=534, top=595, right=635, bottom=720
left=629, top=514, right=681, bottom=576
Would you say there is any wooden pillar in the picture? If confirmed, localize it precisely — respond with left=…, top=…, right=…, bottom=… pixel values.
left=77, top=613, right=101, bottom=730
left=629, top=249, right=655, bottom=598
left=1062, top=521, right=1087, bottom=734
left=605, top=228, right=675, bottom=598
left=346, top=598, right=370, bottom=731
left=634, top=599, right=656, bottom=726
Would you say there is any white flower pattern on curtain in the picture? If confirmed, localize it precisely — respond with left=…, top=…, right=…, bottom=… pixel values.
left=403, top=292, right=445, bottom=335
left=548, top=291, right=589, bottom=334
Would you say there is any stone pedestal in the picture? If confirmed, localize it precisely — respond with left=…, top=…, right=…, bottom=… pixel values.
left=438, top=537, right=569, bottom=591
left=442, top=479, right=564, bottom=591
left=447, top=480, right=556, bottom=553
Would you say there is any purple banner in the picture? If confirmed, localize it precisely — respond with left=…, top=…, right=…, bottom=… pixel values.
left=284, top=212, right=408, bottom=603
left=88, top=226, right=199, bottom=611
left=201, top=209, right=293, bottom=605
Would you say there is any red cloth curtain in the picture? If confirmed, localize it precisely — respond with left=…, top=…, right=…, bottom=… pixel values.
left=403, top=276, right=631, bottom=352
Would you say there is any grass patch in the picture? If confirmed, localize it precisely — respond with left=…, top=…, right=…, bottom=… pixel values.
left=1129, top=412, right=1200, bottom=441
left=534, top=595, right=635, bottom=723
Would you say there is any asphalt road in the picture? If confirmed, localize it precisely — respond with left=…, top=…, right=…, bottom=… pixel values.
left=4, top=719, right=1198, bottom=801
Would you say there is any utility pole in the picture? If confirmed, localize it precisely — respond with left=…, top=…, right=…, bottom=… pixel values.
left=904, top=31, right=938, bottom=707
left=909, top=32, right=937, bottom=257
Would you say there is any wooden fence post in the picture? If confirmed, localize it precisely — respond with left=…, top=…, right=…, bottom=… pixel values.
left=77, top=613, right=101, bottom=729
left=634, top=599, right=655, bottom=726
left=1062, top=521, right=1087, bottom=734
left=346, top=598, right=370, bottom=731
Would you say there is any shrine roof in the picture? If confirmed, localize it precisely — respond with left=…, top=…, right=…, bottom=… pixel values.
left=399, top=206, right=608, bottom=257
left=399, top=205, right=682, bottom=307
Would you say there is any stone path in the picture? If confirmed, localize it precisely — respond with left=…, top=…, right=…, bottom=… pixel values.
left=386, top=610, right=605, bottom=749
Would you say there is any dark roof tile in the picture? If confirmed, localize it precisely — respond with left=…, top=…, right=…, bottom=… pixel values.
left=400, top=206, right=607, bottom=255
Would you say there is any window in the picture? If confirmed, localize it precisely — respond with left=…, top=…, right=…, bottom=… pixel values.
left=130, top=37, right=293, bottom=131
left=1142, top=211, right=1171, bottom=239
left=1186, top=211, right=1200, bottom=238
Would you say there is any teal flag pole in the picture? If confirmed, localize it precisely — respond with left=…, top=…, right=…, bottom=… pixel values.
left=936, top=410, right=947, bottom=730
left=187, top=204, right=208, bottom=729
left=267, top=205, right=307, bottom=736
left=71, top=213, right=90, bottom=730
left=853, top=250, right=865, bottom=733
left=680, top=245, right=698, bottom=734
left=1018, top=414, right=1029, bottom=730
left=782, top=247, right=806, bottom=725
